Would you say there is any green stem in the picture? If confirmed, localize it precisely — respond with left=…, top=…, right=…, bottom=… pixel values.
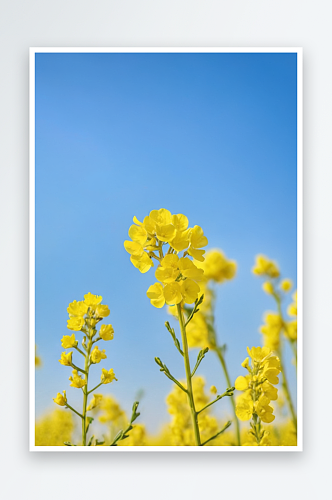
left=279, top=349, right=297, bottom=432
left=215, top=347, right=241, bottom=446
left=196, top=390, right=232, bottom=415
left=65, top=403, right=83, bottom=419
left=87, top=382, right=103, bottom=395
left=290, top=340, right=297, bottom=371
left=82, top=335, right=92, bottom=445
left=275, top=295, right=297, bottom=432
left=74, top=345, right=86, bottom=357
left=177, top=304, right=201, bottom=446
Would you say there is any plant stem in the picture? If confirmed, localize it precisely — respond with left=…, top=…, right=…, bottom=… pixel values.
left=279, top=349, right=297, bottom=432
left=274, top=295, right=297, bottom=432
left=82, top=335, right=92, bottom=445
left=215, top=347, right=241, bottom=446
left=177, top=304, right=201, bottom=446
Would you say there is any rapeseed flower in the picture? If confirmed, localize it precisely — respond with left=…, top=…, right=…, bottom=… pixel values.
left=252, top=255, right=280, bottom=278
left=53, top=390, right=67, bottom=406
left=69, top=369, right=87, bottom=388
left=124, top=209, right=208, bottom=307
left=61, top=334, right=78, bottom=348
left=53, top=293, right=141, bottom=446
left=235, top=346, right=280, bottom=445
left=59, top=351, right=73, bottom=366
left=87, top=394, right=103, bottom=411
left=101, top=368, right=118, bottom=384
left=99, top=324, right=114, bottom=341
left=195, top=249, right=237, bottom=283
left=90, top=345, right=107, bottom=364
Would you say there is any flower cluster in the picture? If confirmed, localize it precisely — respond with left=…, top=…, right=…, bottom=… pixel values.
left=252, top=254, right=280, bottom=279
left=53, top=293, right=118, bottom=445
left=260, top=312, right=283, bottom=351
left=253, top=254, right=297, bottom=349
left=66, top=292, right=111, bottom=333
left=195, top=249, right=237, bottom=283
left=124, top=209, right=208, bottom=308
left=235, top=346, right=280, bottom=445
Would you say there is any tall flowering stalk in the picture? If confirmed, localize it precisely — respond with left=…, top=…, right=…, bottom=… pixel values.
left=168, top=249, right=241, bottom=445
left=253, top=255, right=297, bottom=432
left=53, top=292, right=140, bottom=446
left=235, top=346, right=280, bottom=446
left=124, top=208, right=234, bottom=446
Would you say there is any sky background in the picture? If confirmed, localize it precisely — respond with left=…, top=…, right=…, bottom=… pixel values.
left=35, top=52, right=297, bottom=435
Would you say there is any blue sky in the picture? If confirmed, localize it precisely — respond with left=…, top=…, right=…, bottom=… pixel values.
left=35, top=52, right=297, bottom=434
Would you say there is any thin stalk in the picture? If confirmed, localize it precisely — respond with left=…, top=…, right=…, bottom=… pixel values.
left=65, top=403, right=83, bottom=420
left=275, top=295, right=297, bottom=431
left=82, top=334, right=92, bottom=445
left=290, top=340, right=297, bottom=371
left=215, top=347, right=241, bottom=446
left=279, top=349, right=297, bottom=432
left=177, top=304, right=201, bottom=446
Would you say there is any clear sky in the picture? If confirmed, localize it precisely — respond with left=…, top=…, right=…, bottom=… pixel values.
left=35, top=52, right=297, bottom=434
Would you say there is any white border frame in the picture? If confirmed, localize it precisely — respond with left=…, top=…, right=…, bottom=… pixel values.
left=29, top=47, right=302, bottom=452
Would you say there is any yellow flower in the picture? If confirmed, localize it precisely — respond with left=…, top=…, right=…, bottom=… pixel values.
left=95, top=304, right=110, bottom=318
left=67, top=317, right=85, bottom=331
left=155, top=224, right=176, bottom=243
left=261, top=381, right=278, bottom=401
left=187, top=226, right=208, bottom=261
left=99, top=324, right=114, bottom=341
left=170, top=228, right=191, bottom=252
left=286, top=320, right=297, bottom=341
left=260, top=312, right=283, bottom=350
left=241, top=357, right=250, bottom=370
left=235, top=375, right=249, bottom=391
left=130, top=252, right=154, bottom=273
left=59, top=351, right=73, bottom=366
left=90, top=345, right=107, bottom=364
left=155, top=255, right=180, bottom=283
left=172, top=213, right=189, bottom=232
left=69, top=369, right=87, bottom=388
left=124, top=240, right=144, bottom=256
left=179, top=279, right=200, bottom=304
left=61, top=334, right=77, bottom=348
left=246, top=346, right=271, bottom=362
left=53, top=390, right=67, bottom=406
left=235, top=347, right=280, bottom=444
left=128, top=224, right=147, bottom=246
left=35, top=409, right=74, bottom=446
left=67, top=300, right=88, bottom=318
left=252, top=254, right=280, bottom=278
left=164, top=282, right=183, bottom=305
left=146, top=282, right=165, bottom=308
left=101, top=368, right=118, bottom=384
left=262, top=281, right=274, bottom=294
left=263, top=365, right=280, bottom=385
left=35, top=345, right=42, bottom=367
left=98, top=395, right=126, bottom=426
left=210, top=385, right=217, bottom=395
left=84, top=292, right=103, bottom=307
left=178, top=257, right=204, bottom=281
left=254, top=397, right=275, bottom=423
left=196, top=249, right=237, bottom=283
left=235, top=393, right=254, bottom=421
left=280, top=279, right=292, bottom=292
left=149, top=208, right=172, bottom=226
left=87, top=394, right=103, bottom=411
